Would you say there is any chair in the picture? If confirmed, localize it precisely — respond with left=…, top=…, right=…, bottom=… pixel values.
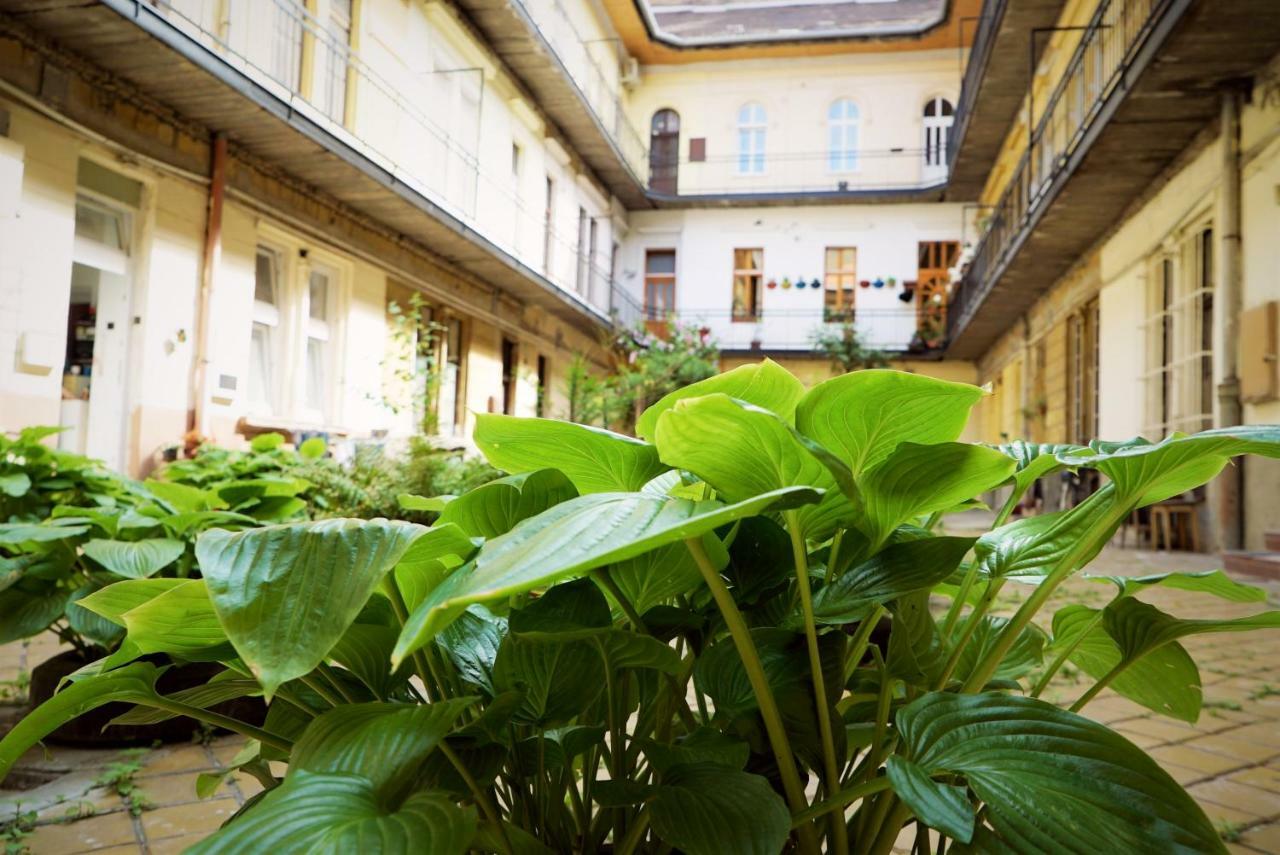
left=1148, top=501, right=1202, bottom=552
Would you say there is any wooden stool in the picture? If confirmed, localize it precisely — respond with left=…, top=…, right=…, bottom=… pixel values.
left=1149, top=502, right=1201, bottom=552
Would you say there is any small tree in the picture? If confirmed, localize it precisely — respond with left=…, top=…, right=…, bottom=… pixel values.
left=568, top=320, right=720, bottom=432
left=811, top=321, right=891, bottom=374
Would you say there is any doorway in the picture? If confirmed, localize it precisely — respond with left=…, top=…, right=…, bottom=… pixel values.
left=59, top=197, right=133, bottom=470
left=649, top=109, right=679, bottom=195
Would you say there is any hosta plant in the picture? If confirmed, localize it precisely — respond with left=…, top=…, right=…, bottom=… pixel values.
left=0, top=431, right=310, bottom=652
left=2, top=362, right=1278, bottom=855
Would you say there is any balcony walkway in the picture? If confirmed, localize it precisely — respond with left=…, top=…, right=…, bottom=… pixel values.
left=1, top=543, right=1276, bottom=853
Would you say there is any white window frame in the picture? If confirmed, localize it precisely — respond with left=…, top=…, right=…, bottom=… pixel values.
left=248, top=228, right=350, bottom=427
left=1142, top=220, right=1214, bottom=439
left=736, top=103, right=767, bottom=176
left=922, top=96, right=954, bottom=181
left=827, top=98, right=860, bottom=174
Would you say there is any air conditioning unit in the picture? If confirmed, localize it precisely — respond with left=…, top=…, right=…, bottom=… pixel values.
left=620, top=57, right=641, bottom=90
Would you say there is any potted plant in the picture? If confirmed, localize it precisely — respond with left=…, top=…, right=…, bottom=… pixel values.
left=1, top=364, right=1276, bottom=854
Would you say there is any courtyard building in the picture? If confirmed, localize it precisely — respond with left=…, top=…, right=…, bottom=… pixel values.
left=0, top=0, right=1277, bottom=552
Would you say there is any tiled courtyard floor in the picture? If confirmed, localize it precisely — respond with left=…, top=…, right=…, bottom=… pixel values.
left=0, top=545, right=1277, bottom=853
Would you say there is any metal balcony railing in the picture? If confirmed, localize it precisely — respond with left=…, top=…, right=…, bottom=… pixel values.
left=510, top=0, right=648, bottom=179
left=153, top=0, right=637, bottom=325
left=640, top=307, right=943, bottom=352
left=947, top=0, right=1166, bottom=341
left=648, top=148, right=950, bottom=198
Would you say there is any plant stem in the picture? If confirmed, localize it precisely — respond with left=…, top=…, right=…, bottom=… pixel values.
left=844, top=605, right=885, bottom=684
left=1069, top=659, right=1127, bottom=713
left=1031, top=608, right=1105, bottom=698
left=791, top=776, right=891, bottom=827
left=934, top=579, right=1004, bottom=690
left=148, top=699, right=292, bottom=753
left=615, top=807, right=651, bottom=855
left=786, top=511, right=849, bottom=855
left=384, top=577, right=439, bottom=701
left=866, top=800, right=913, bottom=855
left=684, top=536, right=819, bottom=855
left=439, top=741, right=513, bottom=855
left=299, top=674, right=343, bottom=708
left=594, top=569, right=646, bottom=631
left=940, top=489, right=1017, bottom=641
left=826, top=529, right=845, bottom=585
left=960, top=491, right=1126, bottom=693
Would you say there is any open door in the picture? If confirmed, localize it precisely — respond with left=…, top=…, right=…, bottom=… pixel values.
left=59, top=197, right=133, bottom=470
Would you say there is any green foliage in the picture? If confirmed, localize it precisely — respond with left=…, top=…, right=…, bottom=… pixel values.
left=808, top=321, right=891, bottom=374
left=3, top=363, right=1277, bottom=855
left=568, top=320, right=720, bottom=431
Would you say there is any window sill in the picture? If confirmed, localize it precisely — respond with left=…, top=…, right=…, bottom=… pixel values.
left=238, top=414, right=352, bottom=440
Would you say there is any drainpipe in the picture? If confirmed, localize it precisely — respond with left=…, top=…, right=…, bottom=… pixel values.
left=191, top=133, right=228, bottom=442
left=1216, top=89, right=1243, bottom=550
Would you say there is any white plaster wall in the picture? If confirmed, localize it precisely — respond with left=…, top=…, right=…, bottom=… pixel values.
left=1096, top=265, right=1146, bottom=440
left=0, top=109, right=76, bottom=433
left=628, top=50, right=960, bottom=195
left=620, top=202, right=964, bottom=349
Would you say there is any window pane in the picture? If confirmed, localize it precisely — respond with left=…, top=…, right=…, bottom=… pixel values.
left=75, top=203, right=125, bottom=249
left=309, top=270, right=330, bottom=321
left=255, top=250, right=278, bottom=305
left=646, top=250, right=676, bottom=275
left=248, top=322, right=273, bottom=411
left=306, top=336, right=327, bottom=413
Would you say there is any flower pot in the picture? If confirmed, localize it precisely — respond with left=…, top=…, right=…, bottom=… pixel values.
left=26, top=650, right=266, bottom=747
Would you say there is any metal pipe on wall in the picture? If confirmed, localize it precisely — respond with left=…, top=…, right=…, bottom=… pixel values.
left=191, top=133, right=228, bottom=442
left=1216, top=88, right=1244, bottom=551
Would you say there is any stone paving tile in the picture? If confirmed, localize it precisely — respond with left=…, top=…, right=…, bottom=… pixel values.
left=1, top=544, right=1277, bottom=854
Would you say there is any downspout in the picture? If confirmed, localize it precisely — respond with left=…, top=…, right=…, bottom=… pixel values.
left=1216, top=89, right=1243, bottom=550
left=191, top=133, right=228, bottom=442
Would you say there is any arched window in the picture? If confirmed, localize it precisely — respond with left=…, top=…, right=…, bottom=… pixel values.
left=922, top=96, right=955, bottom=180
left=649, top=109, right=680, bottom=195
left=827, top=99, right=859, bottom=172
left=736, top=103, right=766, bottom=175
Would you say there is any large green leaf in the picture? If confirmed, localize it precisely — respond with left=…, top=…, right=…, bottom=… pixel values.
left=66, top=579, right=126, bottom=648
left=0, top=585, right=70, bottom=645
left=858, top=443, right=1014, bottom=546
left=636, top=358, right=805, bottom=441
left=108, top=579, right=226, bottom=658
left=1103, top=597, right=1280, bottom=664
left=81, top=537, right=184, bottom=579
left=648, top=763, right=791, bottom=855
left=654, top=394, right=856, bottom=539
left=474, top=415, right=666, bottom=494
left=0, top=523, right=89, bottom=544
left=607, top=540, right=708, bottom=614
left=1050, top=604, right=1201, bottom=722
left=492, top=635, right=605, bottom=725
left=886, top=755, right=975, bottom=844
left=0, top=663, right=163, bottom=780
left=436, top=606, right=507, bottom=695
left=437, top=470, right=577, bottom=538
left=989, top=441, right=1086, bottom=499
left=897, top=692, right=1224, bottom=853
left=329, top=624, right=409, bottom=700
left=393, top=487, right=821, bottom=664
left=76, top=577, right=188, bottom=622
left=1060, top=426, right=1280, bottom=507
left=196, top=519, right=427, bottom=697
left=1087, top=569, right=1266, bottom=603
left=973, top=488, right=1118, bottom=582
left=507, top=577, right=612, bottom=640
left=811, top=536, right=975, bottom=625
left=144, top=479, right=225, bottom=513
left=291, top=700, right=475, bottom=797
left=946, top=615, right=1047, bottom=685
left=796, top=370, right=985, bottom=477
left=186, top=771, right=475, bottom=855
left=0, top=472, right=31, bottom=497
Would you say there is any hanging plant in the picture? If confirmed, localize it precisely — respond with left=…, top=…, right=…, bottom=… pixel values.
left=860, top=279, right=871, bottom=288
left=781, top=278, right=792, bottom=290
left=887, top=276, right=897, bottom=289
left=873, top=278, right=885, bottom=289
left=767, top=279, right=778, bottom=290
